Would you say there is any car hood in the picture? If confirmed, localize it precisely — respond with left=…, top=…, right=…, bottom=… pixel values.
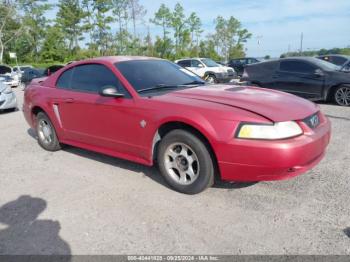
left=0, top=82, right=7, bottom=92
left=167, top=85, right=318, bottom=122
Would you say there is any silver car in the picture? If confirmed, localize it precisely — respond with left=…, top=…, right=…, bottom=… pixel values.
left=0, top=80, right=17, bottom=111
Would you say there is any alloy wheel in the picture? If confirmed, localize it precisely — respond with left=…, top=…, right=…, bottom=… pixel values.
left=164, top=143, right=200, bottom=185
left=38, top=119, right=53, bottom=144
left=335, top=86, right=350, bottom=106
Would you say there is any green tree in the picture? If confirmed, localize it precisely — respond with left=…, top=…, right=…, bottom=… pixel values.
left=89, top=0, right=114, bottom=55
left=56, top=0, right=87, bottom=54
left=112, top=0, right=129, bottom=54
left=18, top=0, right=52, bottom=62
left=171, top=3, right=188, bottom=54
left=150, top=4, right=172, bottom=57
left=212, top=16, right=251, bottom=60
left=128, top=0, right=146, bottom=38
left=40, top=25, right=67, bottom=62
left=187, top=12, right=202, bottom=53
left=0, top=1, right=22, bottom=63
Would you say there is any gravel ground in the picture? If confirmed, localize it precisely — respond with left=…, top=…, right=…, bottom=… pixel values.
left=0, top=88, right=349, bottom=255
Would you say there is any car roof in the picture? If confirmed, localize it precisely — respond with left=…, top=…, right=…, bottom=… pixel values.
left=318, top=54, right=350, bottom=59
left=88, top=56, right=162, bottom=64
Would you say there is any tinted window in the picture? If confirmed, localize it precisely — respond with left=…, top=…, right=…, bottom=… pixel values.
left=56, top=68, right=73, bottom=89
left=115, top=60, right=204, bottom=95
left=280, top=61, right=316, bottom=73
left=177, top=60, right=191, bottom=67
left=70, top=64, right=126, bottom=94
left=331, top=56, right=347, bottom=66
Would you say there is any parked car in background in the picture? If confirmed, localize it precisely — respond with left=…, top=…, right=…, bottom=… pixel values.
left=317, top=55, right=350, bottom=72
left=13, top=65, right=33, bottom=75
left=242, top=57, right=350, bottom=106
left=227, top=57, right=261, bottom=76
left=21, top=68, right=45, bottom=87
left=23, top=56, right=330, bottom=194
left=43, top=65, right=64, bottom=76
left=0, top=65, right=20, bottom=87
left=0, top=79, right=17, bottom=111
left=175, top=58, right=236, bottom=83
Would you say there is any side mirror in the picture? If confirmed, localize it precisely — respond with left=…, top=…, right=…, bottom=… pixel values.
left=314, top=69, right=324, bottom=77
left=99, top=86, right=124, bottom=98
left=197, top=64, right=204, bottom=68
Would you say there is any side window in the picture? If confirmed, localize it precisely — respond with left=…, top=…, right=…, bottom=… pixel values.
left=56, top=68, right=74, bottom=89
left=177, top=60, right=191, bottom=67
left=280, top=61, right=316, bottom=74
left=191, top=60, right=202, bottom=67
left=331, top=56, right=347, bottom=66
left=70, top=64, right=129, bottom=96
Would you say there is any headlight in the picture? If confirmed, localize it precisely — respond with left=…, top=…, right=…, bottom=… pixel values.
left=237, top=121, right=303, bottom=140
left=3, top=85, right=12, bottom=94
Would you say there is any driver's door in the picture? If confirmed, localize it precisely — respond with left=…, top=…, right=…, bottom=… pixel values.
left=55, top=63, right=142, bottom=157
left=188, top=59, right=206, bottom=77
left=272, top=60, right=325, bottom=99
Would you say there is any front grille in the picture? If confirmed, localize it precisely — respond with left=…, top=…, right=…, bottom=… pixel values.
left=227, top=69, right=234, bottom=76
left=303, top=112, right=320, bottom=129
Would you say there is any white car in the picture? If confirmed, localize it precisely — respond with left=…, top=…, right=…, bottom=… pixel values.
left=0, top=65, right=20, bottom=87
left=0, top=80, right=17, bottom=111
left=175, top=58, right=237, bottom=83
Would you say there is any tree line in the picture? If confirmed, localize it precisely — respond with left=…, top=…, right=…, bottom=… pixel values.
left=0, top=0, right=252, bottom=65
left=280, top=47, right=350, bottom=58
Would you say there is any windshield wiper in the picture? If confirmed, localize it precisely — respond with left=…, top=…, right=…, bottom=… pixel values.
left=182, top=80, right=206, bottom=85
left=138, top=84, right=183, bottom=94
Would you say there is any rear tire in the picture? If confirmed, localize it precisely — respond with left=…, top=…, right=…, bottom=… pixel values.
left=36, top=112, right=61, bottom=151
left=157, top=130, right=214, bottom=194
left=333, top=85, right=350, bottom=106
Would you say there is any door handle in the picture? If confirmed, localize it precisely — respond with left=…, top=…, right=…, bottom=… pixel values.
left=64, top=98, right=75, bottom=103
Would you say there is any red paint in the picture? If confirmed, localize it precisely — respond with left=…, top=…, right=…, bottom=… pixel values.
left=23, top=56, right=331, bottom=182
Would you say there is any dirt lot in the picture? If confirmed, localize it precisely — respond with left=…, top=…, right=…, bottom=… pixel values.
left=0, top=88, right=349, bottom=255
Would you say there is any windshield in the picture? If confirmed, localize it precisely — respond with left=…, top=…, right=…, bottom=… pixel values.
left=115, top=60, right=205, bottom=96
left=315, top=59, right=342, bottom=71
left=201, top=58, right=219, bottom=67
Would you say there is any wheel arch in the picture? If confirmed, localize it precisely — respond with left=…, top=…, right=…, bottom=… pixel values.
left=325, top=83, right=350, bottom=101
left=152, top=121, right=221, bottom=179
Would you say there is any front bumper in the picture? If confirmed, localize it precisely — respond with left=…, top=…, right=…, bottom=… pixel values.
left=217, top=116, right=331, bottom=182
left=0, top=92, right=17, bottom=110
left=215, top=72, right=237, bottom=83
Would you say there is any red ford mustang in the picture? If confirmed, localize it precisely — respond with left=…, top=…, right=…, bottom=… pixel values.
left=23, top=56, right=331, bottom=194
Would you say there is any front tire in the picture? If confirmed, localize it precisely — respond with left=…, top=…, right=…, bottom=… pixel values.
left=157, top=130, right=214, bottom=194
left=205, top=74, right=217, bottom=84
left=333, top=85, right=350, bottom=106
left=36, top=112, right=61, bottom=151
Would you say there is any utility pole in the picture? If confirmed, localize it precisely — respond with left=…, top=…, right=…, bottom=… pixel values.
left=300, top=32, right=303, bottom=54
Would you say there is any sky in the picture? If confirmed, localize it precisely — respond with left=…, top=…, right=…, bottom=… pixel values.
left=139, top=0, right=350, bottom=57
left=47, top=0, right=350, bottom=58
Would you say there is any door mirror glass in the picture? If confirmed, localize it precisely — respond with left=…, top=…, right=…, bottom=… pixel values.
left=99, top=86, right=124, bottom=98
